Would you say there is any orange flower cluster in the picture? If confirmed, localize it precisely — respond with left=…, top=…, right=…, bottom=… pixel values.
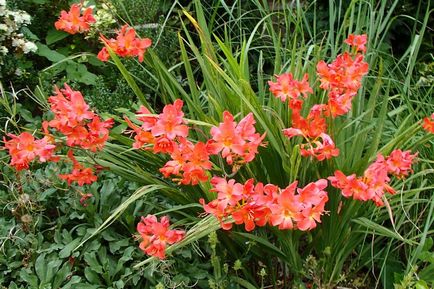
left=98, top=25, right=152, bottom=62
left=59, top=151, right=97, bottom=186
left=47, top=84, right=114, bottom=152
left=3, top=132, right=57, bottom=171
left=283, top=105, right=339, bottom=161
left=54, top=4, right=96, bottom=34
left=344, top=34, right=367, bottom=53
left=159, top=139, right=212, bottom=185
left=126, top=101, right=266, bottom=184
left=270, top=35, right=369, bottom=161
left=422, top=113, right=434, bottom=133
left=137, top=215, right=185, bottom=259
left=125, top=100, right=210, bottom=185
left=4, top=84, right=112, bottom=195
left=207, top=111, right=267, bottom=168
left=329, top=149, right=417, bottom=206
left=46, top=84, right=113, bottom=187
left=317, top=34, right=369, bottom=118
left=268, top=73, right=312, bottom=110
left=201, top=177, right=329, bottom=232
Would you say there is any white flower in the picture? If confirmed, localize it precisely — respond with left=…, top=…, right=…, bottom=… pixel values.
left=11, top=11, right=31, bottom=25
left=0, top=23, right=7, bottom=31
left=0, top=0, right=6, bottom=6
left=0, top=45, right=8, bottom=55
left=11, top=37, right=24, bottom=47
left=23, top=41, right=37, bottom=53
left=20, top=13, right=31, bottom=25
left=15, top=68, right=23, bottom=76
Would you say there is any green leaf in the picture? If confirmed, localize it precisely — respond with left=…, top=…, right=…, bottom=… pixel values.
left=74, top=185, right=165, bottom=251
left=105, top=45, right=152, bottom=111
left=46, top=29, right=69, bottom=45
left=62, top=276, right=82, bottom=289
left=19, top=108, right=34, bottom=123
left=46, top=259, right=63, bottom=283
left=419, top=263, right=434, bottom=283
left=415, top=280, right=429, bottom=289
left=113, top=280, right=125, bottom=289
left=84, top=267, right=101, bottom=284
left=22, top=27, right=39, bottom=40
left=233, top=232, right=287, bottom=259
left=353, top=217, right=416, bottom=245
left=83, top=252, right=103, bottom=274
left=108, top=238, right=130, bottom=254
left=38, top=188, right=57, bottom=201
left=65, top=63, right=98, bottom=85
left=232, top=276, right=258, bottom=289
left=35, top=254, right=47, bottom=283
left=111, top=124, right=127, bottom=135
left=52, top=263, right=71, bottom=288
left=115, top=247, right=135, bottom=275
left=59, top=238, right=81, bottom=258
left=20, top=269, right=39, bottom=287
left=36, top=43, right=66, bottom=62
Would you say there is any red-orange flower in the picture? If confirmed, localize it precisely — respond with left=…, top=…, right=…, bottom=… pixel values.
left=207, top=111, right=266, bottom=166
left=317, top=50, right=369, bottom=118
left=151, top=99, right=189, bottom=140
left=160, top=139, right=211, bottom=185
left=329, top=170, right=372, bottom=201
left=48, top=84, right=113, bottom=151
left=59, top=151, right=97, bottom=186
left=268, top=73, right=312, bottom=110
left=270, top=180, right=328, bottom=231
left=422, top=113, right=434, bottom=133
left=136, top=215, right=185, bottom=260
left=211, top=177, right=244, bottom=207
left=201, top=178, right=329, bottom=232
left=283, top=106, right=339, bottom=161
left=79, top=193, right=93, bottom=207
left=55, top=4, right=95, bottom=34
left=136, top=105, right=157, bottom=130
left=124, top=116, right=155, bottom=149
left=269, top=182, right=301, bottom=230
left=385, top=150, right=417, bottom=178
left=296, top=197, right=328, bottom=231
left=344, top=34, right=368, bottom=53
left=180, top=142, right=212, bottom=185
left=329, top=149, right=417, bottom=206
left=3, top=132, right=56, bottom=171
left=98, top=25, right=152, bottom=62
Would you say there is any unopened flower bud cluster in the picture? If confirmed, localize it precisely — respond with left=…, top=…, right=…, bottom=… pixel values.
left=84, top=1, right=117, bottom=39
left=0, top=0, right=37, bottom=62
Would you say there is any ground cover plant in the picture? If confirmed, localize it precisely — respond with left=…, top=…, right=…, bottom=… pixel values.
left=1, top=0, right=433, bottom=288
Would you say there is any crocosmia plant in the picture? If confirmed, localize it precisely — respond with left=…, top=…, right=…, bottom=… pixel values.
left=2, top=1, right=433, bottom=288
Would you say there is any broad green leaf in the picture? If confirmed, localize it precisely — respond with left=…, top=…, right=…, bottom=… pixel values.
left=35, top=254, right=47, bottom=283
left=419, top=264, right=434, bottom=283
left=84, top=252, right=103, bottom=274
left=59, top=238, right=81, bottom=258
left=84, top=267, right=101, bottom=284
left=52, top=263, right=71, bottom=288
left=36, top=43, right=66, bottom=62
left=46, top=29, right=69, bottom=45
left=19, top=269, right=38, bottom=287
